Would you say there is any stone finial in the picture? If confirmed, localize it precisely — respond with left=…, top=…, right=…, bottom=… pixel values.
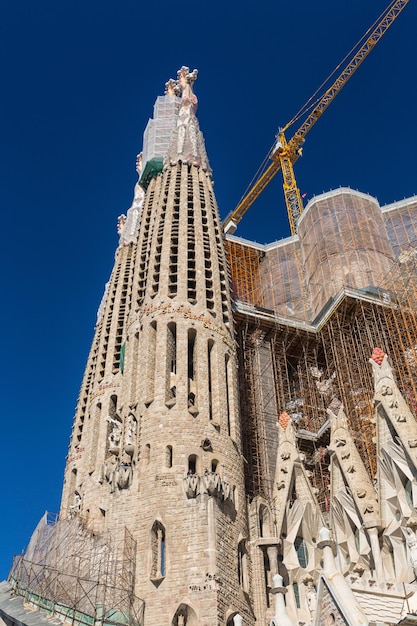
left=164, top=78, right=179, bottom=96
left=164, top=67, right=198, bottom=102
left=176, top=66, right=198, bottom=102
left=371, top=347, right=385, bottom=366
left=270, top=574, right=294, bottom=626
left=117, top=214, right=126, bottom=235
left=278, top=411, right=291, bottom=430
left=135, top=152, right=143, bottom=176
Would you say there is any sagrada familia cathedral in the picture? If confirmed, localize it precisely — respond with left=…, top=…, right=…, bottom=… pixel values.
left=2, top=67, right=417, bottom=626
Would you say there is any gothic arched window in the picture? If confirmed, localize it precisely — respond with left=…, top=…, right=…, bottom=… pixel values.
left=151, top=521, right=166, bottom=581
left=294, top=536, right=308, bottom=568
left=238, top=539, right=249, bottom=592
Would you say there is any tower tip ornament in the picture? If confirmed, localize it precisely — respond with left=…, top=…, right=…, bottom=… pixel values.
left=177, top=66, right=198, bottom=104
left=165, top=66, right=210, bottom=173
left=278, top=411, right=291, bottom=430
left=371, top=347, right=385, bottom=366
left=164, top=67, right=198, bottom=104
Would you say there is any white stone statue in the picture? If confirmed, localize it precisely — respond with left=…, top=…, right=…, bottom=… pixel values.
left=405, top=528, right=417, bottom=576
left=107, top=416, right=122, bottom=451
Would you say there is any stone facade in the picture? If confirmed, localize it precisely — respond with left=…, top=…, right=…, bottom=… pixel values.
left=5, top=68, right=417, bottom=626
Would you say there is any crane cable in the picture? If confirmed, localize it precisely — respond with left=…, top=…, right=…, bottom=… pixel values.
left=284, top=0, right=400, bottom=132
left=237, top=0, right=401, bottom=205
left=236, top=140, right=277, bottom=207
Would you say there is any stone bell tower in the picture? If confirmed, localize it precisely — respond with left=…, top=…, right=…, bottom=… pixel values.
left=59, top=67, right=252, bottom=625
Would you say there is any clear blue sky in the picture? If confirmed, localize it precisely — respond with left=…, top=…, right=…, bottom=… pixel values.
left=1, top=0, right=416, bottom=579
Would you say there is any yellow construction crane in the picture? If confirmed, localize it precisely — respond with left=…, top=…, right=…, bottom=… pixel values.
left=222, top=0, right=410, bottom=237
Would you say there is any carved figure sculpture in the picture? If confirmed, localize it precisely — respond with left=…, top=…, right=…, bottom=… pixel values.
left=405, top=528, right=417, bottom=577
left=107, top=416, right=122, bottom=453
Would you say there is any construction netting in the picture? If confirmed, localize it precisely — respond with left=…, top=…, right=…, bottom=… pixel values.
left=383, top=196, right=417, bottom=258
left=141, top=95, right=180, bottom=168
left=227, top=190, right=417, bottom=509
left=225, top=190, right=417, bottom=323
left=9, top=513, right=144, bottom=626
left=298, top=190, right=397, bottom=319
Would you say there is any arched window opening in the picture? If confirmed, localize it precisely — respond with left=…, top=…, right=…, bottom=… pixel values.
left=151, top=521, right=166, bottom=581
left=109, top=395, right=117, bottom=417
left=188, top=454, right=198, bottom=475
left=167, top=323, right=177, bottom=374
left=68, top=468, right=77, bottom=506
left=166, top=323, right=177, bottom=405
left=90, top=402, right=101, bottom=471
left=238, top=540, right=249, bottom=593
left=293, top=582, right=301, bottom=608
left=172, top=604, right=198, bottom=626
left=145, top=321, right=157, bottom=405
left=166, top=445, right=173, bottom=468
left=211, top=459, right=218, bottom=473
left=188, top=329, right=197, bottom=411
left=233, top=485, right=238, bottom=509
left=262, top=549, right=270, bottom=608
left=259, top=505, right=271, bottom=538
left=144, top=443, right=151, bottom=466
left=294, top=536, right=308, bottom=568
left=208, top=340, right=214, bottom=420
left=225, top=354, right=231, bottom=435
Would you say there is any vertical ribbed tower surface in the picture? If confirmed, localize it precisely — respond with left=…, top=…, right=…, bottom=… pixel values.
left=60, top=68, right=251, bottom=625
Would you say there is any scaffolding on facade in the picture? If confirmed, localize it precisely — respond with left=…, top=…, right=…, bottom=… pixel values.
left=9, top=513, right=144, bottom=626
left=229, top=229, right=417, bottom=510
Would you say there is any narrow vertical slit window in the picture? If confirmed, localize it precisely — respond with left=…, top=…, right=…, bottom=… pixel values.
left=145, top=322, right=157, bottom=406
left=188, top=454, right=198, bottom=475
left=166, top=445, right=173, bottom=468
left=238, top=540, right=249, bottom=592
left=151, top=521, right=166, bottom=581
left=188, top=329, right=197, bottom=411
left=208, top=340, right=214, bottom=420
left=166, top=323, right=177, bottom=405
left=90, top=402, right=101, bottom=472
left=225, top=354, right=231, bottom=436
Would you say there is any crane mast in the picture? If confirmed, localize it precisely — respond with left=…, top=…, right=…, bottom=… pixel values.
left=223, top=0, right=409, bottom=236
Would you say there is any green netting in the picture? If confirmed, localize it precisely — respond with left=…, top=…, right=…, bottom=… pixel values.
left=139, top=157, right=164, bottom=190
left=120, top=342, right=126, bottom=374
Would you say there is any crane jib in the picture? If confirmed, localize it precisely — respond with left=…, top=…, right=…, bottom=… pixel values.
left=222, top=0, right=409, bottom=237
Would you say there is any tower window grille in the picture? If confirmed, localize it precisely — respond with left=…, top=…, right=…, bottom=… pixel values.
left=137, top=190, right=155, bottom=306
left=151, top=172, right=170, bottom=297
left=114, top=252, right=132, bottom=372
left=168, top=167, right=181, bottom=298
left=187, top=173, right=196, bottom=303
left=201, top=204, right=214, bottom=313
